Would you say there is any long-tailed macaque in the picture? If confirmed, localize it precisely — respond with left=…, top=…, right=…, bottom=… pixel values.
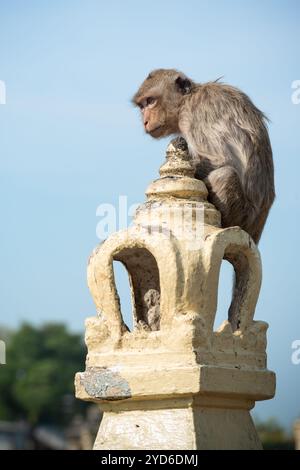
left=133, top=69, right=275, bottom=330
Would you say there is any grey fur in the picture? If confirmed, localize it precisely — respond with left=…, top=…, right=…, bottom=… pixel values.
left=133, top=69, right=275, bottom=330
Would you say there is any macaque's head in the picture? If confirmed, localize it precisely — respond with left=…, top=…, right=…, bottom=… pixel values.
left=132, top=69, right=194, bottom=138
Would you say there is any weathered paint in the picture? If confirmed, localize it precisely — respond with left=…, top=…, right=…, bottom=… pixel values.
left=81, top=367, right=131, bottom=400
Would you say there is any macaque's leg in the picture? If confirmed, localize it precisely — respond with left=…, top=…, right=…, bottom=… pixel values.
left=204, top=166, right=257, bottom=237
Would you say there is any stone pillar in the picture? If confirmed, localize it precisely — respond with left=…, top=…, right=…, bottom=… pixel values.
left=75, top=138, right=276, bottom=450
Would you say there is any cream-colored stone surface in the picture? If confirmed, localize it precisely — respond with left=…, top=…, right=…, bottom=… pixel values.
left=94, top=407, right=196, bottom=450
left=75, top=137, right=276, bottom=450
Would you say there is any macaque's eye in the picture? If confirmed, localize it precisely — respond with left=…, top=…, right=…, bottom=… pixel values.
left=138, top=102, right=144, bottom=111
left=146, top=97, right=156, bottom=107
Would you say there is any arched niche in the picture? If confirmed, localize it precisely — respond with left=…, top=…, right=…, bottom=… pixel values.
left=87, top=228, right=182, bottom=337
left=114, top=247, right=160, bottom=331
left=202, top=227, right=262, bottom=333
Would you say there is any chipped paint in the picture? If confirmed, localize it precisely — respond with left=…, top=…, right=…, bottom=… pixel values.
left=81, top=367, right=131, bottom=400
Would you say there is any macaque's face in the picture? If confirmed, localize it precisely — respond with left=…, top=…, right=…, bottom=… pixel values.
left=132, top=69, right=192, bottom=139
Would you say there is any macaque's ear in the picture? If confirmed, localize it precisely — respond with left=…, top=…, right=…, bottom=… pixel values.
left=175, top=76, right=192, bottom=95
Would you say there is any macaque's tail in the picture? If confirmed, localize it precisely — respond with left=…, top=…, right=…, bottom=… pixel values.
left=228, top=271, right=249, bottom=331
left=224, top=250, right=252, bottom=332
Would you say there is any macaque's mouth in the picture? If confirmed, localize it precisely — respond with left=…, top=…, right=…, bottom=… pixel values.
left=148, top=125, right=163, bottom=135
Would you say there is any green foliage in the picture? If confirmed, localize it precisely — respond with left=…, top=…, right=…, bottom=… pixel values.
left=256, top=417, right=294, bottom=450
left=0, top=323, right=87, bottom=425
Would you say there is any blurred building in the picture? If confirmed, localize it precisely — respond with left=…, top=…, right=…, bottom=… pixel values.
left=0, top=405, right=101, bottom=450
left=65, top=405, right=102, bottom=450
left=0, top=421, right=30, bottom=449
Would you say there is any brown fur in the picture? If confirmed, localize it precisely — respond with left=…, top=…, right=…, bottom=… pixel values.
left=133, top=69, right=275, bottom=330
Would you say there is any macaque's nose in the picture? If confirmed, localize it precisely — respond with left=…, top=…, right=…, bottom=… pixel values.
left=143, top=109, right=150, bottom=129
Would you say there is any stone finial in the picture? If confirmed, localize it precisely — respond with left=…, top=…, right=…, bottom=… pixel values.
left=159, top=137, right=194, bottom=178
left=145, top=137, right=210, bottom=204
left=75, top=139, right=276, bottom=450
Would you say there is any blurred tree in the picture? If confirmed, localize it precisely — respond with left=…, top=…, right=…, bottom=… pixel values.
left=0, top=323, right=87, bottom=426
left=0, top=325, right=12, bottom=343
left=256, top=417, right=294, bottom=450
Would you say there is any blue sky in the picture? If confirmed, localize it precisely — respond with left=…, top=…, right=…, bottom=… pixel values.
left=0, top=0, right=299, bottom=430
